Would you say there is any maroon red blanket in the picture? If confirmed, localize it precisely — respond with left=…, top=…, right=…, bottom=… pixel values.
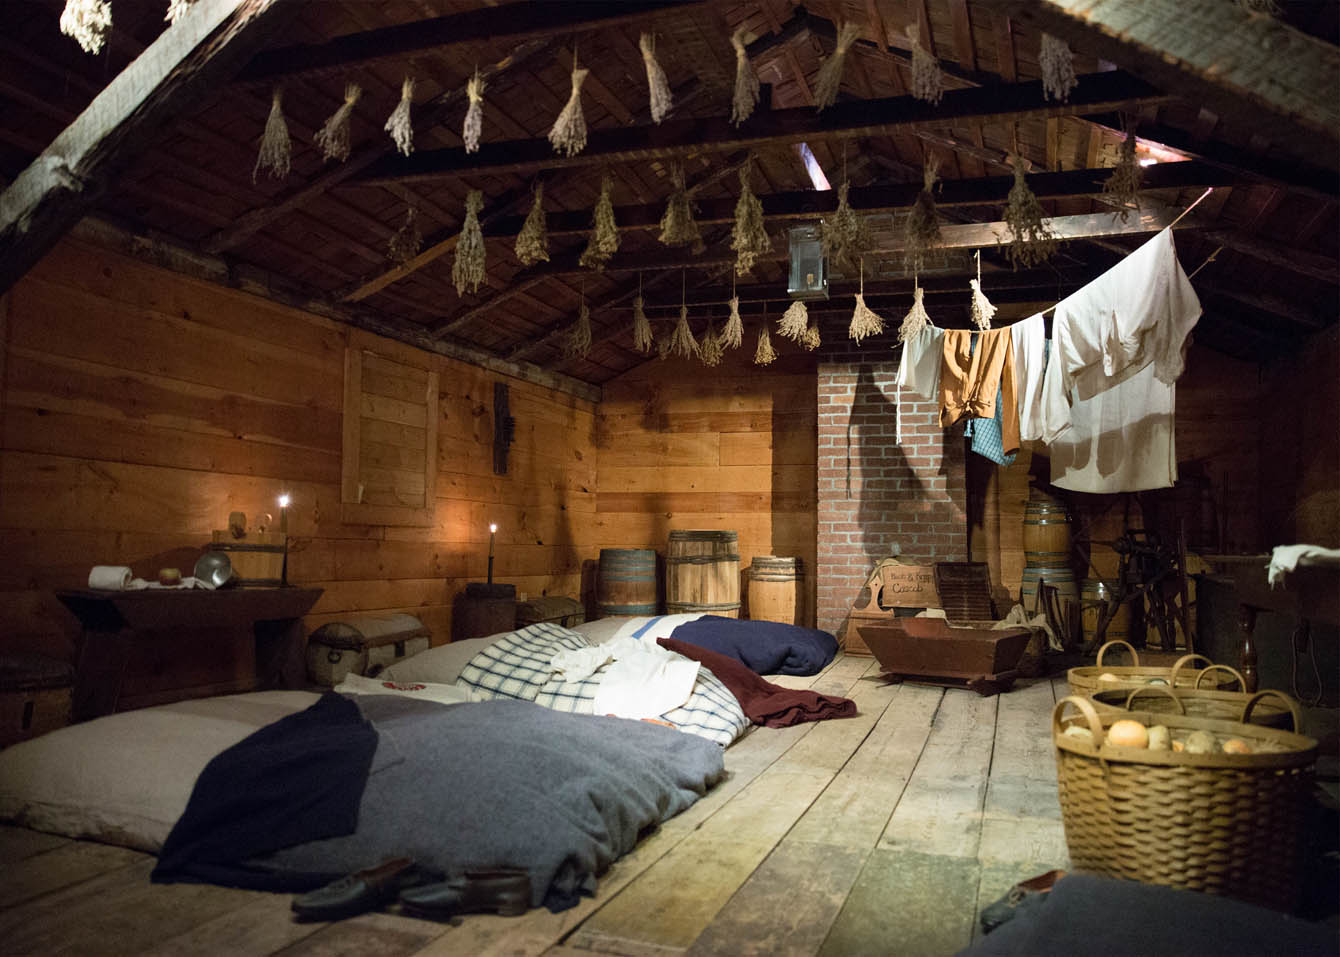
left=658, top=637, right=858, bottom=728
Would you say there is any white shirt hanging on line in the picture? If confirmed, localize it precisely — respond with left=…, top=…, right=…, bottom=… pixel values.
left=894, top=323, right=944, bottom=444
left=1010, top=313, right=1048, bottom=443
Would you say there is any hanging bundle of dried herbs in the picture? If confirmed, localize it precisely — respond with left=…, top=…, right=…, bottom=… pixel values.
left=640, top=32, right=673, bottom=124
left=632, top=295, right=654, bottom=353
left=754, top=322, right=778, bottom=366
left=385, top=76, right=416, bottom=156
left=897, top=282, right=931, bottom=342
left=1102, top=128, right=1142, bottom=222
left=668, top=305, right=700, bottom=359
left=387, top=206, right=422, bottom=264
left=731, top=163, right=771, bottom=276
left=463, top=70, right=486, bottom=154
left=1003, top=157, right=1059, bottom=268
left=801, top=318, right=821, bottom=351
left=165, top=0, right=193, bottom=22
left=1039, top=34, right=1077, bottom=102
left=721, top=295, right=744, bottom=349
left=548, top=57, right=589, bottom=157
left=514, top=183, right=550, bottom=266
left=580, top=173, right=620, bottom=270
left=730, top=27, right=761, bottom=126
left=61, top=0, right=111, bottom=54
left=848, top=261, right=885, bottom=343
left=906, top=24, right=944, bottom=105
left=700, top=320, right=724, bottom=367
left=813, top=22, right=861, bottom=110
left=777, top=299, right=809, bottom=342
left=903, top=159, right=942, bottom=275
left=821, top=180, right=872, bottom=274
left=658, top=162, right=701, bottom=250
left=565, top=300, right=593, bottom=359
left=452, top=189, right=486, bottom=296
left=252, top=87, right=291, bottom=182
left=967, top=250, right=995, bottom=330
left=315, top=83, right=363, bottom=163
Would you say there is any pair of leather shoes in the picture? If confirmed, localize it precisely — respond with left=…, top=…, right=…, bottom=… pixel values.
left=399, top=869, right=531, bottom=920
left=291, top=857, right=430, bottom=922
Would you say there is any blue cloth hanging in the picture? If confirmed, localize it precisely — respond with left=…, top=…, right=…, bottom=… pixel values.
left=967, top=332, right=1017, bottom=467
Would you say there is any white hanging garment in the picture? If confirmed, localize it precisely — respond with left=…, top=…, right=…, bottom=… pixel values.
left=895, top=323, right=943, bottom=401
left=1010, top=313, right=1048, bottom=442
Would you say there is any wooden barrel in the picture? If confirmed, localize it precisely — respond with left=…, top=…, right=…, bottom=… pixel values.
left=748, top=556, right=801, bottom=625
left=665, top=530, right=740, bottom=618
left=1020, top=565, right=1078, bottom=617
left=1080, top=579, right=1132, bottom=646
left=452, top=583, right=517, bottom=642
left=596, top=548, right=658, bottom=617
left=1022, top=491, right=1072, bottom=569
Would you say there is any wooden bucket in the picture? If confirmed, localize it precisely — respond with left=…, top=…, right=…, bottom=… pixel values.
left=747, top=556, right=801, bottom=625
left=596, top=549, right=657, bottom=617
left=452, top=582, right=517, bottom=642
left=1080, top=578, right=1132, bottom=646
left=208, top=531, right=286, bottom=586
left=1023, top=492, right=1071, bottom=569
left=1020, top=565, right=1078, bottom=616
left=666, top=530, right=740, bottom=618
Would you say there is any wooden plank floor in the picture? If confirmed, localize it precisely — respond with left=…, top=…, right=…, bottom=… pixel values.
left=0, top=654, right=1074, bottom=956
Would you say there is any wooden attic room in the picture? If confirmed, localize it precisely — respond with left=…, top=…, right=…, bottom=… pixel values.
left=0, top=0, right=1338, bottom=954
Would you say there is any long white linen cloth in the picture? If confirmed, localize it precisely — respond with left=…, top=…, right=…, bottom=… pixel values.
left=1010, top=313, right=1048, bottom=442
left=550, top=635, right=700, bottom=720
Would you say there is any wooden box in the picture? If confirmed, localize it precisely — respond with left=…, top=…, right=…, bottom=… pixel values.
left=515, top=595, right=585, bottom=629
left=847, top=559, right=940, bottom=655
left=306, top=613, right=432, bottom=686
left=209, top=530, right=286, bottom=586
left=857, top=618, right=1032, bottom=695
left=0, top=655, right=73, bottom=747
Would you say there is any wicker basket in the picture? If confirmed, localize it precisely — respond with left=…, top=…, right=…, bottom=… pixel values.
left=1067, top=640, right=1231, bottom=697
left=1053, top=694, right=1318, bottom=912
left=1090, top=668, right=1301, bottom=730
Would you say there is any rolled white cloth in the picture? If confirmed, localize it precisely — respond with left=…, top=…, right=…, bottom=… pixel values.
left=88, top=565, right=134, bottom=590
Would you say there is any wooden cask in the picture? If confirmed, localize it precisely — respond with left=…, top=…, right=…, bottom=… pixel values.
left=596, top=548, right=658, bottom=617
left=1020, top=566, right=1078, bottom=617
left=748, top=556, right=801, bottom=625
left=1022, top=491, right=1072, bottom=569
left=1080, top=578, right=1132, bottom=647
left=665, top=530, right=740, bottom=618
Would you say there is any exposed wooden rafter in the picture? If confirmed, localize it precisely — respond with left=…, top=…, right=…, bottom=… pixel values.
left=0, top=0, right=299, bottom=296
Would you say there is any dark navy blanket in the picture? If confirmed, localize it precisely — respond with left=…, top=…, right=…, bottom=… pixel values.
left=665, top=616, right=838, bottom=676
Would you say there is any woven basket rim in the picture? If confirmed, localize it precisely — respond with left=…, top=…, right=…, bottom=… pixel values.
left=1090, top=684, right=1300, bottom=729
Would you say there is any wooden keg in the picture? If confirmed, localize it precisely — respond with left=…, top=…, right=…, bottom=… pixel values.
left=1080, top=579, right=1132, bottom=646
left=596, top=548, right=658, bottom=617
left=1022, top=490, right=1072, bottom=569
left=747, top=556, right=801, bottom=625
left=1020, top=565, right=1078, bottom=617
left=665, top=530, right=740, bottom=618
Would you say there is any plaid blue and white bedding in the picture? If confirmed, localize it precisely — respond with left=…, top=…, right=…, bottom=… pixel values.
left=457, top=623, right=748, bottom=747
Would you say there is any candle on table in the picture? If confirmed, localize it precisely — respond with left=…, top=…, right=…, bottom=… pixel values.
left=488, top=523, right=497, bottom=584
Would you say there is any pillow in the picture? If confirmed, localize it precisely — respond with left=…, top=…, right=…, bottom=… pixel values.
left=570, top=613, right=707, bottom=645
left=568, top=617, right=629, bottom=645
left=380, top=635, right=503, bottom=685
left=334, top=673, right=475, bottom=707
left=0, top=691, right=319, bottom=852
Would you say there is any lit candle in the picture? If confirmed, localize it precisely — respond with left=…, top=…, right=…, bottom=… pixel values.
left=488, top=523, right=497, bottom=584
left=278, top=493, right=290, bottom=534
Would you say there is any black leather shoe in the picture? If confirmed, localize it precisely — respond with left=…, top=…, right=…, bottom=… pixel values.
left=399, top=869, right=531, bottom=920
left=292, top=857, right=426, bottom=922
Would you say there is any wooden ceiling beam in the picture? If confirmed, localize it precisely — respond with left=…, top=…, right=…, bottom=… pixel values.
left=234, top=0, right=704, bottom=86
left=989, top=0, right=1340, bottom=169
left=354, top=69, right=1169, bottom=185
left=0, top=0, right=300, bottom=296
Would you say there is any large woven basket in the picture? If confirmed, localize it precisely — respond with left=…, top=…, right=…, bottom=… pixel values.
left=1090, top=667, right=1301, bottom=730
left=1066, top=640, right=1230, bottom=697
left=1053, top=694, right=1318, bottom=912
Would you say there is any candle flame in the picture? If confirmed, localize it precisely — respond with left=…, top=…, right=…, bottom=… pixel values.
left=278, top=494, right=291, bottom=508
left=489, top=523, right=498, bottom=534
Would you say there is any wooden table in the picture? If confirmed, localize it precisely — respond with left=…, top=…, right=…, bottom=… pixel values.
left=56, top=586, right=323, bottom=720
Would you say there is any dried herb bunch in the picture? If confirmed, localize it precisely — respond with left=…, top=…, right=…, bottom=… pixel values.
left=632, top=296, right=654, bottom=353
left=452, top=189, right=486, bottom=296
left=253, top=87, right=291, bottom=182
left=1003, top=157, right=1059, bottom=269
left=387, top=206, right=422, bottom=265
left=640, top=32, right=673, bottom=124
left=730, top=27, right=761, bottom=125
left=813, top=22, right=861, bottom=110
left=315, top=83, right=362, bottom=163
left=658, top=162, right=702, bottom=251
left=801, top=318, right=821, bottom=351
left=754, top=323, right=778, bottom=365
left=580, top=174, right=620, bottom=270
left=699, top=321, right=724, bottom=366
left=822, top=181, right=872, bottom=274
left=463, top=70, right=486, bottom=154
left=548, top=58, right=589, bottom=157
left=848, top=262, right=884, bottom=343
left=721, top=295, right=744, bottom=349
left=1039, top=34, right=1077, bottom=102
left=385, top=76, right=415, bottom=156
left=514, top=183, right=550, bottom=266
left=731, top=163, right=771, bottom=276
left=668, top=305, right=700, bottom=358
left=1102, top=129, right=1142, bottom=222
left=906, top=24, right=944, bottom=105
left=903, top=159, right=942, bottom=275
left=564, top=300, right=593, bottom=359
left=777, top=299, right=809, bottom=342
left=897, top=282, right=931, bottom=342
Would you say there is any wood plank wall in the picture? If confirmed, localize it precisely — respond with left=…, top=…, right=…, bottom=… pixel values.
left=0, top=239, right=595, bottom=703
left=595, top=348, right=819, bottom=625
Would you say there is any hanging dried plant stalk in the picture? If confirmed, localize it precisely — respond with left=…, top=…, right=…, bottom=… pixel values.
left=897, top=282, right=931, bottom=342
left=453, top=189, right=486, bottom=296
left=721, top=296, right=744, bottom=349
left=731, top=163, right=771, bottom=276
left=1039, top=34, right=1077, bottom=102
left=61, top=0, right=112, bottom=54
left=580, top=173, right=620, bottom=270
left=906, top=24, right=944, bottom=105
left=754, top=323, right=778, bottom=366
left=814, top=22, right=861, bottom=110
left=778, top=299, right=809, bottom=342
left=657, top=334, right=672, bottom=361
left=463, top=70, right=486, bottom=154
left=632, top=296, right=654, bottom=354
left=387, top=206, right=422, bottom=264
left=252, top=87, right=291, bottom=182
left=730, top=27, right=761, bottom=126
left=315, top=83, right=362, bottom=163
left=1004, top=157, right=1059, bottom=268
left=384, top=76, right=416, bottom=156
left=548, top=57, right=589, bottom=157
left=165, top=0, right=193, bottom=23
left=821, top=180, right=872, bottom=274
left=700, top=321, right=724, bottom=367
left=668, top=305, right=700, bottom=359
left=658, top=162, right=701, bottom=250
left=903, top=159, right=942, bottom=274
left=514, top=183, right=550, bottom=266
left=848, top=262, right=885, bottom=343
left=640, top=32, right=673, bottom=124
left=969, top=281, right=996, bottom=330
left=565, top=300, right=593, bottom=359
left=801, top=318, right=821, bottom=351
left=1102, top=128, right=1142, bottom=222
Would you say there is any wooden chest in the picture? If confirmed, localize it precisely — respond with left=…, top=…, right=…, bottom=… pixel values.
left=0, top=655, right=73, bottom=747
left=306, top=614, right=432, bottom=686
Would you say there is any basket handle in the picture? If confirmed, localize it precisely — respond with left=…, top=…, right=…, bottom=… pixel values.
left=1053, top=695, right=1106, bottom=746
left=1193, top=664, right=1246, bottom=691
left=1122, top=684, right=1187, bottom=714
left=1095, top=640, right=1138, bottom=668
left=1240, top=689, right=1302, bottom=733
left=1168, top=653, right=1215, bottom=685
